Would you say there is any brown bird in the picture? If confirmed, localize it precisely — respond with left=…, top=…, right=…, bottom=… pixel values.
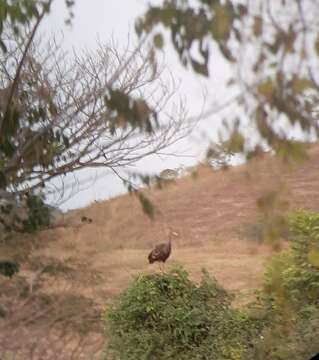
left=148, top=229, right=178, bottom=270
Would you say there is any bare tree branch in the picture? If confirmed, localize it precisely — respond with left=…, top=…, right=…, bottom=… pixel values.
left=0, top=30, right=189, bottom=199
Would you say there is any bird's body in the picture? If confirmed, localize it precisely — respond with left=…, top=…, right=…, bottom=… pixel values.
left=148, top=241, right=171, bottom=264
left=148, top=229, right=178, bottom=266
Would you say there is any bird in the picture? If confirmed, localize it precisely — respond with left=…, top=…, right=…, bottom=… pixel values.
left=148, top=229, right=178, bottom=270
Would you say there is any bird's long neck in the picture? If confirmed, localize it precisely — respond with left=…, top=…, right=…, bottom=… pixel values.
left=168, top=233, right=172, bottom=248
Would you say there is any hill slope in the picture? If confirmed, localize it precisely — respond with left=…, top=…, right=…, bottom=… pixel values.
left=1, top=145, right=319, bottom=359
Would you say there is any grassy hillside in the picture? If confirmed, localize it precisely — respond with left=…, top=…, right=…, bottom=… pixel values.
left=1, top=145, right=319, bottom=359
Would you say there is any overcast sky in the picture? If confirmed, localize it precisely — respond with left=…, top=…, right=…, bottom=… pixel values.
left=42, top=0, right=236, bottom=211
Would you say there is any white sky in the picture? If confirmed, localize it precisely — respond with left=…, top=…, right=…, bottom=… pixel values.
left=42, top=0, right=236, bottom=211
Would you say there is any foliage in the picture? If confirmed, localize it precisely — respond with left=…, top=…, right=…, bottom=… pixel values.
left=0, top=0, right=50, bottom=53
left=103, top=266, right=262, bottom=360
left=252, top=209, right=319, bottom=359
left=0, top=1, right=187, bottom=218
left=0, top=0, right=74, bottom=192
left=205, top=141, right=235, bottom=169
left=261, top=209, right=319, bottom=309
left=22, top=194, right=50, bottom=232
left=0, top=33, right=181, bottom=196
left=138, top=0, right=319, bottom=159
left=0, top=192, right=51, bottom=234
left=0, top=0, right=74, bottom=52
left=0, top=260, right=19, bottom=278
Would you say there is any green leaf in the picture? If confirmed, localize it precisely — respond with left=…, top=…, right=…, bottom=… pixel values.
left=225, top=131, right=244, bottom=153
left=253, top=16, right=262, bottom=37
left=210, top=3, right=233, bottom=41
left=290, top=78, right=313, bottom=94
left=190, top=58, right=208, bottom=76
left=153, top=33, right=164, bottom=49
left=257, top=79, right=274, bottom=100
left=308, top=249, right=319, bottom=268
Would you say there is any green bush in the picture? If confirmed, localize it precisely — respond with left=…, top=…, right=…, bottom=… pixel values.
left=0, top=193, right=51, bottom=234
left=103, top=210, right=319, bottom=360
left=252, top=209, right=319, bottom=359
left=261, top=209, right=319, bottom=311
left=250, top=308, right=319, bottom=360
left=103, top=266, right=261, bottom=360
left=22, top=194, right=50, bottom=232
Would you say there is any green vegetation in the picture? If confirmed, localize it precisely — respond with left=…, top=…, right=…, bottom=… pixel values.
left=263, top=209, right=319, bottom=308
left=21, top=194, right=50, bottom=233
left=103, top=210, right=319, bottom=359
left=252, top=210, right=319, bottom=360
left=103, top=266, right=262, bottom=360
left=138, top=0, right=319, bottom=161
left=0, top=0, right=185, bottom=224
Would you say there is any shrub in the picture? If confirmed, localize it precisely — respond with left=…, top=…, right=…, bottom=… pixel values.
left=22, top=194, right=50, bottom=232
left=253, top=209, right=319, bottom=359
left=261, top=209, right=319, bottom=311
left=0, top=193, right=51, bottom=234
left=103, top=266, right=261, bottom=360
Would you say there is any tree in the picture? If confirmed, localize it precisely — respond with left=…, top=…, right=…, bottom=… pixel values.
left=0, top=3, right=188, bottom=206
left=0, top=0, right=74, bottom=52
left=1, top=34, right=186, bottom=195
left=137, top=0, right=319, bottom=160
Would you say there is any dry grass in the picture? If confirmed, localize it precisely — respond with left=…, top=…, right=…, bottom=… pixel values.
left=2, top=144, right=319, bottom=358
